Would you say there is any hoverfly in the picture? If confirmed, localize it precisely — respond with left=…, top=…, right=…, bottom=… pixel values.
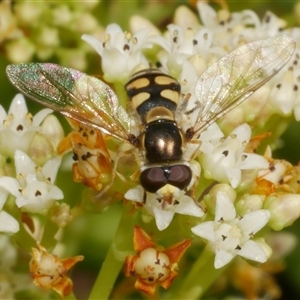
left=6, top=35, right=295, bottom=206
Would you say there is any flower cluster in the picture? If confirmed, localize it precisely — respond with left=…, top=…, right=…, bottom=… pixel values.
left=0, top=94, right=65, bottom=233
left=79, top=2, right=300, bottom=298
left=0, top=0, right=102, bottom=70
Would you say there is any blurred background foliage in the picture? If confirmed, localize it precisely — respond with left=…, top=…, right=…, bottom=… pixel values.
left=1, top=1, right=300, bottom=299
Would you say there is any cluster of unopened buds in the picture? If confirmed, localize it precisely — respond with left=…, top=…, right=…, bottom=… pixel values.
left=0, top=1, right=300, bottom=299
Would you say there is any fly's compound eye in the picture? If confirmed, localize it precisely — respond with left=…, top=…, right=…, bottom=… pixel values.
left=140, top=165, right=192, bottom=193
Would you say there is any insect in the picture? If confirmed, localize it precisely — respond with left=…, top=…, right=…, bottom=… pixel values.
left=6, top=35, right=295, bottom=205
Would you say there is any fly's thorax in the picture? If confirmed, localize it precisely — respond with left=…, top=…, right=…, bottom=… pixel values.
left=141, top=119, right=184, bottom=163
left=125, top=69, right=181, bottom=123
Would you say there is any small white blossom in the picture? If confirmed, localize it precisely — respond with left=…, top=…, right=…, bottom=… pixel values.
left=40, top=114, right=65, bottom=151
left=125, top=161, right=203, bottom=231
left=0, top=150, right=63, bottom=213
left=151, top=23, right=224, bottom=79
left=192, top=190, right=271, bottom=269
left=0, top=94, right=52, bottom=158
left=82, top=23, right=153, bottom=83
left=125, top=184, right=204, bottom=231
left=199, top=123, right=269, bottom=188
left=268, top=65, right=300, bottom=117
left=196, top=3, right=300, bottom=126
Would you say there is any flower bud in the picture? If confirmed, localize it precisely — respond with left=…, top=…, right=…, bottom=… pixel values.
left=236, top=194, right=264, bottom=215
left=264, top=193, right=300, bottom=230
left=5, top=38, right=35, bottom=63
left=14, top=2, right=43, bottom=26
left=28, top=132, right=55, bottom=166
left=204, top=183, right=236, bottom=213
left=174, top=6, right=199, bottom=29
left=49, top=202, right=73, bottom=228
left=41, top=115, right=65, bottom=151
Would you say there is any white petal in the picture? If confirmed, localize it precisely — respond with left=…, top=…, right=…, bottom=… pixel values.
left=174, top=195, right=204, bottom=217
left=238, top=240, right=267, bottom=263
left=152, top=207, right=174, bottom=231
left=102, top=48, right=128, bottom=81
left=214, top=247, right=234, bottom=269
left=15, top=196, right=30, bottom=208
left=18, top=198, right=55, bottom=213
left=197, top=2, right=217, bottom=28
left=14, top=150, right=36, bottom=175
left=42, top=156, right=61, bottom=182
left=199, top=122, right=224, bottom=144
left=238, top=209, right=270, bottom=235
left=124, top=186, right=144, bottom=203
left=215, top=191, right=236, bottom=221
left=232, top=123, right=251, bottom=144
left=238, top=153, right=269, bottom=170
left=0, top=211, right=19, bottom=233
left=82, top=34, right=103, bottom=56
left=47, top=185, right=64, bottom=200
left=8, top=94, right=27, bottom=116
left=225, top=167, right=241, bottom=188
left=0, top=177, right=20, bottom=197
left=191, top=221, right=215, bottom=242
left=32, top=108, right=53, bottom=126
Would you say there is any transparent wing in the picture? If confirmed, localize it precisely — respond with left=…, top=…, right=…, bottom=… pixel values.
left=185, top=35, right=295, bottom=138
left=6, top=63, right=131, bottom=142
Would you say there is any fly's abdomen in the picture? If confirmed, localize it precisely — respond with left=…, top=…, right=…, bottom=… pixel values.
left=125, top=69, right=184, bottom=164
left=125, top=69, right=180, bottom=123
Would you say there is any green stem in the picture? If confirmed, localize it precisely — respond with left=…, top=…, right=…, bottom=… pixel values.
left=175, top=246, right=229, bottom=299
left=114, top=82, right=128, bottom=108
left=88, top=207, right=137, bottom=300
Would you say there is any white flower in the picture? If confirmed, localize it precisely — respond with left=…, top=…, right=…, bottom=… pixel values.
left=125, top=161, right=203, bottom=231
left=192, top=190, right=271, bottom=269
left=0, top=150, right=63, bottom=213
left=0, top=94, right=52, bottom=158
left=82, top=23, right=153, bottom=83
left=268, top=50, right=300, bottom=119
left=197, top=3, right=285, bottom=48
left=199, top=123, right=269, bottom=188
left=151, top=23, right=224, bottom=79
left=125, top=185, right=204, bottom=231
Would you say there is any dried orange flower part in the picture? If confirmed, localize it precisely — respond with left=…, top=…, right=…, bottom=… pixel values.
left=57, top=118, right=112, bottom=191
left=29, top=242, right=84, bottom=298
left=125, top=226, right=191, bottom=296
left=256, top=146, right=294, bottom=195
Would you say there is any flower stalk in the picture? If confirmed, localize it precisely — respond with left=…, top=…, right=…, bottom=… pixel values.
left=88, top=206, right=138, bottom=300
